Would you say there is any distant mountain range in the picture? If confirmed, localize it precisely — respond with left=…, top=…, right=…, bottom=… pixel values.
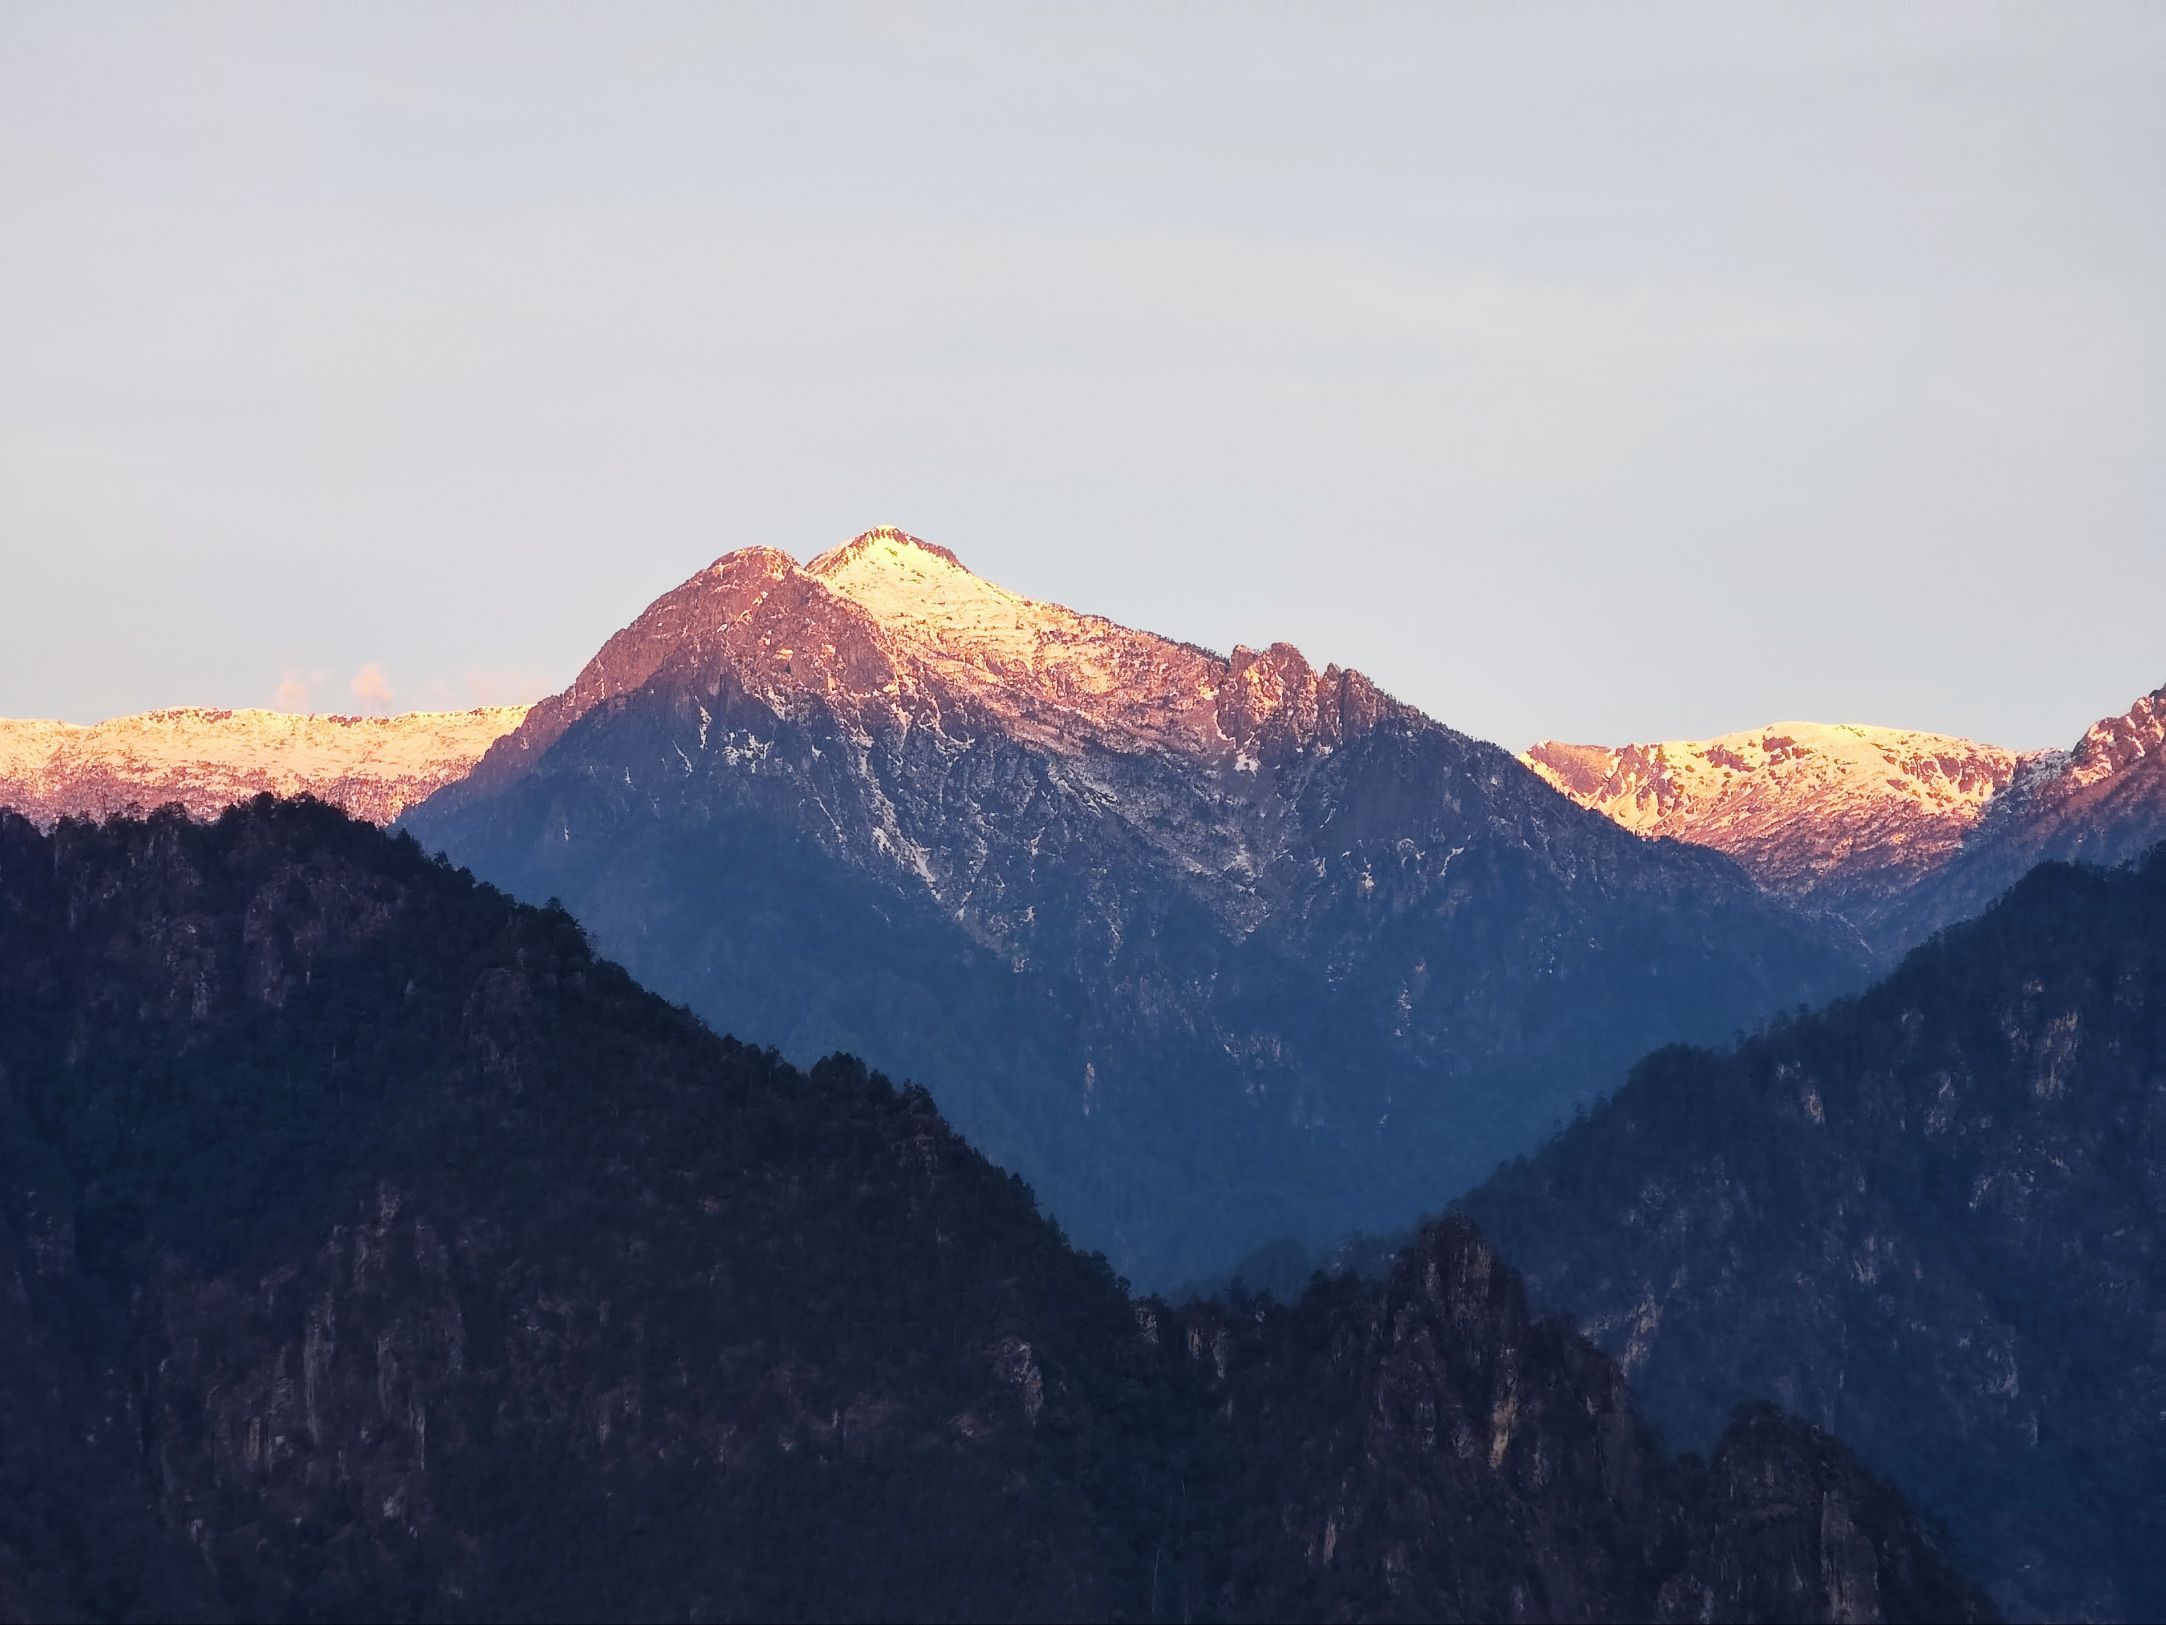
left=5, top=534, right=2153, bottom=1294
left=0, top=705, right=525, bottom=825
left=0, top=799, right=1988, bottom=1622
left=398, top=529, right=1861, bottom=1286
left=1529, top=684, right=2166, bottom=952
left=2, top=527, right=2158, bottom=1621
left=1524, top=723, right=2034, bottom=921
left=1468, top=846, right=2166, bottom=1621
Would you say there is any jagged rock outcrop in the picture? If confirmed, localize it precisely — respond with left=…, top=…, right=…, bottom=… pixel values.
left=1467, top=845, right=2166, bottom=1621
left=405, top=528, right=1864, bottom=1286
left=0, top=801, right=1987, bottom=1620
left=1894, top=684, right=2166, bottom=947
left=1192, top=1220, right=1984, bottom=1623
left=0, top=705, right=525, bottom=826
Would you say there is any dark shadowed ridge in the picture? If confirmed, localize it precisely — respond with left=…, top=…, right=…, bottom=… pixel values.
left=0, top=797, right=1983, bottom=1622
left=1468, top=842, right=2166, bottom=1621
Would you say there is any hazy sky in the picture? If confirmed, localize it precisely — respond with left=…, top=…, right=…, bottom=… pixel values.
left=3, top=5, right=2161, bottom=750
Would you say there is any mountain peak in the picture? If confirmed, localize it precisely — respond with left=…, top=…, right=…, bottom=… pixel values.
left=433, top=526, right=1410, bottom=798
left=2067, top=679, right=2165, bottom=786
left=806, top=526, right=971, bottom=579
left=797, top=525, right=1121, bottom=695
left=704, top=545, right=796, bottom=581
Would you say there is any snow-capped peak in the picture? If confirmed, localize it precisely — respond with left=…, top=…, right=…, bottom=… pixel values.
left=494, top=528, right=1394, bottom=778
left=807, top=526, right=972, bottom=578
left=805, top=526, right=1093, bottom=676
left=794, top=526, right=1234, bottom=748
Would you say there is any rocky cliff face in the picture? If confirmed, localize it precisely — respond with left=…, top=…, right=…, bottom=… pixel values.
left=1524, top=723, right=2034, bottom=932
left=0, top=705, right=526, bottom=826
left=1467, top=845, right=2166, bottom=1621
left=0, top=805, right=1986, bottom=1620
left=1189, top=1220, right=1985, bottom=1624
left=405, top=528, right=1864, bottom=1287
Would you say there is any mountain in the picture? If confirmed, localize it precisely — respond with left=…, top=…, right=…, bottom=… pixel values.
left=0, top=705, right=526, bottom=826
left=1523, top=723, right=2034, bottom=932
left=1465, top=844, right=2166, bottom=1621
left=0, top=798, right=1988, bottom=1622
left=1525, top=684, right=2166, bottom=958
left=403, top=527, right=1864, bottom=1287
left=1893, top=684, right=2166, bottom=948
left=1183, top=1220, right=1986, bottom=1625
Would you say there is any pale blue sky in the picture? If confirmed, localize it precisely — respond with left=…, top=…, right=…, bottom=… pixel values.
left=3, top=4, right=2161, bottom=749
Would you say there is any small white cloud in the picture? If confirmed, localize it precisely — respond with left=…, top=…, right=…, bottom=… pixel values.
left=347, top=663, right=395, bottom=713
left=270, top=666, right=325, bottom=711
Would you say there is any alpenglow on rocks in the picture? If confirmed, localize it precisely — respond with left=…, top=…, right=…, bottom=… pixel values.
left=1527, top=679, right=2166, bottom=955
left=0, top=704, right=527, bottom=826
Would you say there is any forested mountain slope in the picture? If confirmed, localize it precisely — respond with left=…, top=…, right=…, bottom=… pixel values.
left=1468, top=845, right=2166, bottom=1621
left=0, top=799, right=1980, bottom=1623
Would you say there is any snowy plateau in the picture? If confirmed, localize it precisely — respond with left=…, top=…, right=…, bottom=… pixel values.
left=0, top=706, right=527, bottom=826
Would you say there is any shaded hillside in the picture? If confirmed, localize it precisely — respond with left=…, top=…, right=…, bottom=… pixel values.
left=1468, top=846, right=2166, bottom=1621
left=0, top=799, right=1979, bottom=1622
left=404, top=529, right=1863, bottom=1286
